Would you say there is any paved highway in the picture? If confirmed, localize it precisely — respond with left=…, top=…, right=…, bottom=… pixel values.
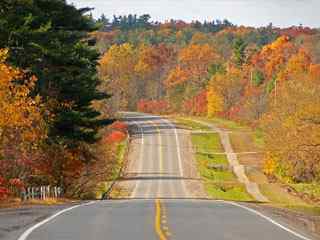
left=124, top=112, right=189, bottom=199
left=14, top=113, right=314, bottom=240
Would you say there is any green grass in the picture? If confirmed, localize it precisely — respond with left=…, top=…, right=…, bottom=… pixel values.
left=253, top=128, right=265, bottom=148
left=191, top=130, right=253, bottom=201
left=205, top=181, right=253, bottom=201
left=176, top=116, right=320, bottom=214
left=96, top=139, right=129, bottom=199
left=260, top=184, right=305, bottom=205
left=173, top=117, right=211, bottom=130
left=204, top=117, right=247, bottom=130
left=290, top=183, right=320, bottom=199
left=111, top=140, right=128, bottom=179
left=260, top=183, right=320, bottom=215
left=192, top=133, right=224, bottom=153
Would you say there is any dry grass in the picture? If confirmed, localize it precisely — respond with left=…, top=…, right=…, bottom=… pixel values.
left=0, top=198, right=78, bottom=209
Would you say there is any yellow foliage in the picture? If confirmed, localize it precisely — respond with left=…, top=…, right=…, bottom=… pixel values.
left=263, top=153, right=278, bottom=176
left=207, top=83, right=223, bottom=117
left=0, top=48, right=46, bottom=184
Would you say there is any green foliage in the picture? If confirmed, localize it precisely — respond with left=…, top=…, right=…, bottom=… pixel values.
left=252, top=70, right=265, bottom=86
left=233, top=38, right=247, bottom=66
left=208, top=63, right=226, bottom=77
left=0, top=0, right=109, bottom=145
left=266, top=77, right=276, bottom=93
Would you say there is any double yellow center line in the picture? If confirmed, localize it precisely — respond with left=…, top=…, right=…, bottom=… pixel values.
left=155, top=199, right=171, bottom=240
left=154, top=122, right=171, bottom=239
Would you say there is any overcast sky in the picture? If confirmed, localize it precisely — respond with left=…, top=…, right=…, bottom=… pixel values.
left=68, top=0, right=319, bottom=28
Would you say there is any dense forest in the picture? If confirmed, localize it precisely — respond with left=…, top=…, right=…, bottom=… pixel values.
left=96, top=14, right=320, bottom=184
left=0, top=0, right=319, bottom=201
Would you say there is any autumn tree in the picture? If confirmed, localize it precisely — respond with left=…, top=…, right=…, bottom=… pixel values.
left=178, top=44, right=218, bottom=86
left=99, top=43, right=137, bottom=110
left=207, top=66, right=245, bottom=117
left=262, top=75, right=320, bottom=182
left=0, top=49, right=46, bottom=188
left=232, top=38, right=247, bottom=67
left=0, top=0, right=108, bottom=145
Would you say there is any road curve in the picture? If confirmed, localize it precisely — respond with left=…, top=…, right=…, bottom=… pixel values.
left=12, top=113, right=315, bottom=240
left=16, top=199, right=314, bottom=240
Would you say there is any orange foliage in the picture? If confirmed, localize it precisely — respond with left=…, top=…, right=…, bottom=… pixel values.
left=105, top=131, right=127, bottom=144
left=165, top=66, right=189, bottom=87
left=254, top=36, right=296, bottom=79
left=110, top=121, right=128, bottom=132
left=309, top=64, right=320, bottom=81
left=0, top=49, right=46, bottom=192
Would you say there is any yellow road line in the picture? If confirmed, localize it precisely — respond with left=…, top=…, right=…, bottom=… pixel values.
left=155, top=199, right=168, bottom=240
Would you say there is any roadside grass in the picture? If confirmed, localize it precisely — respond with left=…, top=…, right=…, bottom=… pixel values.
left=0, top=198, right=78, bottom=209
left=205, top=182, right=253, bottom=201
left=96, top=139, right=129, bottom=199
left=259, top=183, right=320, bottom=215
left=260, top=183, right=307, bottom=205
left=289, top=183, right=320, bottom=200
left=253, top=128, right=265, bottom=148
left=171, top=117, right=211, bottom=130
left=175, top=116, right=320, bottom=215
left=191, top=130, right=253, bottom=202
left=202, top=117, right=247, bottom=131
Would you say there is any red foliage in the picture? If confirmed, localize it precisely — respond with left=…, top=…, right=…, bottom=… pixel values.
left=110, top=121, right=128, bottom=132
left=0, top=176, right=5, bottom=186
left=226, top=105, right=242, bottom=120
left=137, top=99, right=170, bottom=114
left=0, top=187, right=9, bottom=199
left=278, top=26, right=316, bottom=38
left=105, top=130, right=127, bottom=144
left=9, top=178, right=24, bottom=189
left=0, top=177, right=9, bottom=199
left=183, top=90, right=207, bottom=116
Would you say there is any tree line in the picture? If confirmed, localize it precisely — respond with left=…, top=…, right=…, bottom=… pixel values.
left=98, top=14, right=320, bottom=184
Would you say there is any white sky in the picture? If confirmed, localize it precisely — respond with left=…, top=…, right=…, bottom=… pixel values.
left=68, top=0, right=319, bottom=28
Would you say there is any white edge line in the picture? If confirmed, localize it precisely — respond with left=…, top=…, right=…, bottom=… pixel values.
left=156, top=121, right=163, bottom=198
left=17, top=201, right=96, bottom=240
left=225, top=201, right=313, bottom=240
left=166, top=119, right=189, bottom=196
left=131, top=121, right=144, bottom=198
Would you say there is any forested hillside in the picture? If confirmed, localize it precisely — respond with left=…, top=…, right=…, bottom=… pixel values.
left=96, top=14, right=320, bottom=184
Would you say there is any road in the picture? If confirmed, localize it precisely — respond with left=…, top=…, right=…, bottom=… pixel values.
left=4, top=113, right=316, bottom=240
left=123, top=112, right=190, bottom=199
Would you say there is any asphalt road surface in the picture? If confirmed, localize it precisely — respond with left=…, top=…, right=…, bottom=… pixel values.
left=5, top=113, right=316, bottom=240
